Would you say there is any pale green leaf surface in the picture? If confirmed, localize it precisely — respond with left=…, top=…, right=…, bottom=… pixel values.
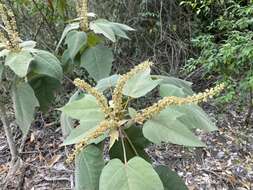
left=159, top=79, right=217, bottom=132
left=90, top=19, right=116, bottom=42
left=12, top=82, right=39, bottom=135
left=128, top=107, right=138, bottom=119
left=63, top=119, right=104, bottom=146
left=99, top=157, right=164, bottom=190
left=6, top=50, right=33, bottom=77
left=60, top=91, right=84, bottom=138
left=56, top=22, right=79, bottom=51
left=90, top=19, right=134, bottom=42
left=95, top=74, right=119, bottom=92
left=173, top=105, right=217, bottom=132
left=143, top=109, right=205, bottom=147
left=160, top=84, right=186, bottom=97
left=20, top=40, right=36, bottom=50
left=75, top=145, right=104, bottom=190
left=0, top=49, right=10, bottom=57
left=81, top=45, right=113, bottom=81
left=65, top=30, right=87, bottom=60
left=155, top=75, right=194, bottom=96
left=60, top=95, right=105, bottom=121
left=123, top=68, right=162, bottom=98
left=31, top=50, right=63, bottom=80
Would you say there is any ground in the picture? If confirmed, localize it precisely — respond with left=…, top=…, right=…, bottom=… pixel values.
left=0, top=104, right=252, bottom=190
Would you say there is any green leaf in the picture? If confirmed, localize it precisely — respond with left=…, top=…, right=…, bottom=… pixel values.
left=65, top=30, right=87, bottom=60
left=60, top=91, right=85, bottom=138
left=158, top=76, right=217, bottom=132
left=75, top=145, right=105, bottom=190
left=56, top=22, right=79, bottom=51
left=155, top=166, right=188, bottom=190
left=109, top=126, right=151, bottom=162
left=128, top=107, right=138, bottom=119
left=20, top=40, right=36, bottom=51
left=123, top=68, right=162, bottom=98
left=12, top=82, right=39, bottom=135
left=160, top=84, right=186, bottom=98
left=155, top=76, right=194, bottom=96
left=6, top=50, right=33, bottom=77
left=81, top=45, right=113, bottom=81
left=90, top=19, right=134, bottom=42
left=143, top=109, right=205, bottom=147
left=60, top=95, right=105, bottom=121
left=99, top=157, right=164, bottom=190
left=87, top=33, right=103, bottom=47
left=171, top=105, right=217, bottom=132
left=95, top=74, right=119, bottom=92
left=31, top=50, right=63, bottom=80
left=90, top=19, right=115, bottom=42
left=0, top=49, right=10, bottom=57
left=29, top=76, right=61, bottom=112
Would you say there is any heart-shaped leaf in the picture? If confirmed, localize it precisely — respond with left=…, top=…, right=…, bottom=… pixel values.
left=6, top=50, right=33, bottom=78
left=90, top=19, right=134, bottom=42
left=159, top=80, right=217, bottom=132
left=12, top=82, right=39, bottom=135
left=59, top=95, right=105, bottom=121
left=123, top=68, right=162, bottom=98
left=65, top=30, right=87, bottom=60
left=63, top=120, right=104, bottom=146
left=56, top=22, right=79, bottom=51
left=29, top=76, right=61, bottom=112
left=99, top=157, right=164, bottom=190
left=110, top=126, right=151, bottom=162
left=143, top=109, right=205, bottom=147
left=95, top=74, right=120, bottom=92
left=31, top=50, right=63, bottom=80
left=60, top=91, right=85, bottom=138
left=81, top=45, right=113, bottom=81
left=155, top=165, right=188, bottom=190
left=75, top=145, right=105, bottom=190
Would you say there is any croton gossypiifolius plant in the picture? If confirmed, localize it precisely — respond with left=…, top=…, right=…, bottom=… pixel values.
left=58, top=1, right=225, bottom=190
left=60, top=61, right=224, bottom=190
left=0, top=2, right=63, bottom=136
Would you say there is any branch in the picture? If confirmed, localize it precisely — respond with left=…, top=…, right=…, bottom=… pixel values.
left=0, top=102, right=18, bottom=165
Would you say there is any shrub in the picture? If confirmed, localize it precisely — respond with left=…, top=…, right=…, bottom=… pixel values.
left=181, top=0, right=253, bottom=122
left=0, top=2, right=63, bottom=175
left=57, top=3, right=224, bottom=188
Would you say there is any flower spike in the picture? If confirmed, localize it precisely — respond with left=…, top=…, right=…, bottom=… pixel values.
left=112, top=60, right=153, bottom=120
left=74, top=78, right=111, bottom=117
left=134, top=83, right=225, bottom=124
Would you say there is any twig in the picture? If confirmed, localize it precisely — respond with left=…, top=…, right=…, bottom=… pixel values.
left=31, top=0, right=59, bottom=42
left=0, top=103, right=18, bottom=166
left=123, top=130, right=139, bottom=156
left=119, top=129, right=127, bottom=164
